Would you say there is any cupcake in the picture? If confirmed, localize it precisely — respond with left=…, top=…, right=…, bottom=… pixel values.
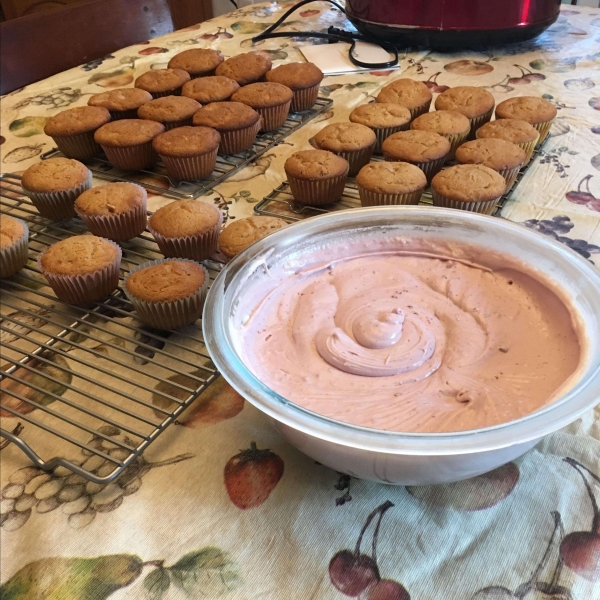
left=192, top=102, right=261, bottom=155
left=181, top=76, right=240, bottom=104
left=44, top=106, right=111, bottom=159
left=349, top=103, right=411, bottom=153
left=314, top=123, right=376, bottom=177
left=411, top=110, right=470, bottom=160
left=124, top=258, right=208, bottom=329
left=382, top=130, right=451, bottom=183
left=434, top=86, right=495, bottom=138
left=75, top=182, right=147, bottom=241
left=215, top=52, right=272, bottom=86
left=495, top=96, right=557, bottom=143
left=230, top=82, right=293, bottom=131
left=21, top=158, right=92, bottom=220
left=284, top=150, right=349, bottom=206
left=153, top=126, right=220, bottom=181
left=168, top=48, right=224, bottom=78
left=0, top=215, right=29, bottom=278
left=431, top=164, right=506, bottom=215
left=356, top=162, right=427, bottom=207
left=137, top=96, right=200, bottom=130
left=94, top=119, right=165, bottom=171
left=476, top=118, right=540, bottom=164
left=219, top=216, right=287, bottom=260
left=265, top=62, right=323, bottom=112
left=88, top=88, right=152, bottom=120
left=455, top=138, right=526, bottom=191
left=148, top=199, right=222, bottom=261
left=134, top=68, right=191, bottom=99
left=376, top=79, right=432, bottom=119
left=38, top=235, right=121, bottom=305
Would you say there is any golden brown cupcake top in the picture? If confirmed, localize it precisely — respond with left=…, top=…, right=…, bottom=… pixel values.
left=150, top=199, right=222, bottom=238
left=44, top=106, right=111, bottom=137
left=411, top=110, right=470, bottom=135
left=192, top=102, right=260, bottom=132
left=432, top=164, right=506, bottom=203
left=495, top=96, right=557, bottom=124
left=434, top=86, right=495, bottom=119
left=265, top=62, right=323, bottom=90
left=349, top=103, right=411, bottom=129
left=357, top=162, right=427, bottom=195
left=134, top=69, right=191, bottom=93
left=376, top=78, right=432, bottom=109
left=0, top=215, right=26, bottom=249
left=41, top=235, right=119, bottom=275
left=181, top=76, right=240, bottom=103
left=231, top=82, right=293, bottom=109
left=168, top=48, right=224, bottom=77
left=315, top=123, right=376, bottom=152
left=382, top=130, right=451, bottom=163
left=152, top=126, right=221, bottom=158
left=215, top=52, right=272, bottom=86
left=285, top=150, right=349, bottom=180
left=94, top=119, right=165, bottom=147
left=456, top=138, right=526, bottom=171
left=22, top=158, right=90, bottom=193
left=75, top=182, right=147, bottom=216
left=88, top=88, right=152, bottom=111
left=126, top=260, right=206, bottom=302
left=219, top=216, right=287, bottom=259
left=137, top=96, right=200, bottom=123
left=476, top=118, right=540, bottom=144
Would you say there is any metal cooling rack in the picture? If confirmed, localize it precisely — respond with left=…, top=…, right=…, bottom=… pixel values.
left=0, top=173, right=223, bottom=484
left=40, top=98, right=333, bottom=200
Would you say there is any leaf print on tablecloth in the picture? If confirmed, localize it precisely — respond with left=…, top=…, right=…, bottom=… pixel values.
left=225, top=154, right=274, bottom=182
left=230, top=21, right=272, bottom=34
left=538, top=146, right=577, bottom=178
left=2, top=144, right=44, bottom=164
left=0, top=306, right=55, bottom=345
left=8, top=116, right=50, bottom=138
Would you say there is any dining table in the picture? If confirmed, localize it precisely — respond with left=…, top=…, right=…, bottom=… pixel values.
left=1, top=2, right=600, bottom=599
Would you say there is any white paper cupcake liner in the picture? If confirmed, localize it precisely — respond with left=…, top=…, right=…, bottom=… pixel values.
left=335, top=144, right=375, bottom=177
left=163, top=117, right=194, bottom=131
left=109, top=109, right=140, bottom=121
left=383, top=154, right=447, bottom=183
left=255, top=100, right=292, bottom=132
left=290, top=85, right=320, bottom=113
left=408, top=99, right=432, bottom=121
left=358, top=187, right=423, bottom=207
left=288, top=173, right=348, bottom=206
left=532, top=119, right=554, bottom=144
left=123, top=258, right=208, bottom=329
left=517, top=136, right=540, bottom=164
left=26, top=172, right=92, bottom=220
left=441, top=130, right=470, bottom=161
left=432, top=190, right=499, bottom=215
left=0, top=218, right=29, bottom=279
left=373, top=123, right=410, bottom=154
left=150, top=88, right=183, bottom=99
left=467, top=108, right=494, bottom=139
left=218, top=121, right=261, bottom=155
left=498, top=164, right=523, bottom=193
left=160, top=148, right=218, bottom=182
left=52, top=132, right=103, bottom=159
left=101, top=143, right=158, bottom=171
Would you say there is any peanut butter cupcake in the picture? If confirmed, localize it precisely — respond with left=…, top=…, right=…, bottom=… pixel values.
left=181, top=76, right=240, bottom=104
left=356, top=162, right=427, bottom=207
left=476, top=118, right=540, bottom=164
left=0, top=215, right=29, bottom=278
left=376, top=79, right=432, bottom=119
left=265, top=62, right=323, bottom=112
left=134, top=68, right=191, bottom=99
left=148, top=199, right=222, bottom=261
left=137, top=96, right=200, bottom=130
left=495, top=96, right=557, bottom=143
left=434, top=86, right=495, bottom=138
left=215, top=52, right=272, bottom=86
left=219, top=216, right=287, bottom=259
left=349, top=103, right=411, bottom=153
left=88, top=88, right=152, bottom=120
left=314, top=122, right=376, bottom=177
left=231, top=82, right=293, bottom=131
left=411, top=110, right=470, bottom=160
left=168, top=48, right=224, bottom=78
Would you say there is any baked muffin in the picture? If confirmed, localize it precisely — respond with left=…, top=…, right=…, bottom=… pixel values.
left=314, top=122, right=376, bottom=177
left=168, top=48, right=224, bottom=78
left=411, top=110, right=470, bottom=160
left=44, top=106, right=111, bottom=159
left=431, top=164, right=506, bottom=215
left=495, top=96, right=557, bottom=143
left=219, top=216, right=287, bottom=259
left=39, top=235, right=121, bottom=305
left=137, top=96, right=200, bottom=130
left=476, top=118, right=540, bottom=164
left=75, top=182, right=147, bottom=241
left=94, top=119, right=165, bottom=170
left=148, top=199, right=222, bottom=261
left=382, top=130, right=451, bottom=182
left=356, top=162, right=427, bottom=207
left=153, top=126, right=220, bottom=181
left=434, top=87, right=495, bottom=138
left=349, top=103, right=411, bottom=153
left=88, top=88, right=152, bottom=120
left=124, top=258, right=208, bottom=329
left=376, top=79, right=432, bottom=119
left=192, top=102, right=261, bottom=155
left=0, top=215, right=29, bottom=278
left=21, top=158, right=92, bottom=220
left=265, top=62, right=323, bottom=112
left=134, top=68, right=191, bottom=99
left=181, top=76, right=240, bottom=104
left=231, top=82, right=293, bottom=131
left=284, top=150, right=349, bottom=206
left=215, top=52, right=272, bottom=86
left=455, top=138, right=526, bottom=191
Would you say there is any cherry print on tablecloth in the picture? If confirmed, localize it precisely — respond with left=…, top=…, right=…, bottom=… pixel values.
left=137, top=47, right=168, bottom=56
left=566, top=175, right=600, bottom=212
left=421, top=72, right=449, bottom=93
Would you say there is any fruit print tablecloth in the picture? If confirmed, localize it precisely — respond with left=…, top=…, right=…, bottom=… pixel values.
left=1, top=3, right=600, bottom=599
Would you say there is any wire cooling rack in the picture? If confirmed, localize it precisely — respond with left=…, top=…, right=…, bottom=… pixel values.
left=0, top=173, right=223, bottom=484
left=40, top=98, right=333, bottom=200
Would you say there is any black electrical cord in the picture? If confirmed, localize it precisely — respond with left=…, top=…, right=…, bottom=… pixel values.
left=251, top=0, right=398, bottom=70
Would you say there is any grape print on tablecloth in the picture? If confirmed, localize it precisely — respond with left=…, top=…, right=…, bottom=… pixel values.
left=13, top=87, right=84, bottom=110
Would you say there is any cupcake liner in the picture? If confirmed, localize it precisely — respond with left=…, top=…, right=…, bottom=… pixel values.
left=432, top=190, right=500, bottom=215
left=26, top=172, right=92, bottom=220
left=335, top=143, right=375, bottom=177
left=532, top=119, right=554, bottom=144
left=109, top=109, right=140, bottom=121
left=52, top=132, right=103, bottom=159
left=358, top=187, right=423, bottom=207
left=150, top=88, right=183, bottom=99
left=218, top=121, right=261, bottom=155
left=383, top=154, right=447, bottom=183
left=290, top=85, right=320, bottom=113
left=38, top=240, right=122, bottom=305
left=517, top=135, right=540, bottom=164
left=408, top=98, right=432, bottom=121
left=101, top=142, right=158, bottom=171
left=373, top=123, right=410, bottom=154
left=498, top=164, right=523, bottom=193
left=0, top=218, right=29, bottom=279
left=255, top=100, right=292, bottom=132
left=467, top=108, right=494, bottom=140
left=123, top=258, right=208, bottom=329
left=163, top=117, right=194, bottom=131
left=160, top=148, right=218, bottom=182
left=440, top=130, right=470, bottom=161
left=288, top=173, right=348, bottom=206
